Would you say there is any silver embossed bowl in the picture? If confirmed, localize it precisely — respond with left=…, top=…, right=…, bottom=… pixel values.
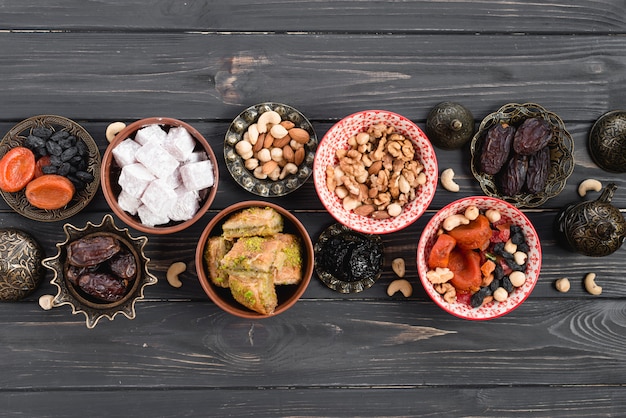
left=224, top=102, right=317, bottom=197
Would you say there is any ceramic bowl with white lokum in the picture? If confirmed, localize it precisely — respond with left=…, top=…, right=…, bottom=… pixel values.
left=101, top=117, right=219, bottom=234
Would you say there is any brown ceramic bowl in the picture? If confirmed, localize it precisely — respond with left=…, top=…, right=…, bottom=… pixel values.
left=195, top=201, right=314, bottom=319
left=42, top=214, right=158, bottom=328
left=101, top=117, right=218, bottom=234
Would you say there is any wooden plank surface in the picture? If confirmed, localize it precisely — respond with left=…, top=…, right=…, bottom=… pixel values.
left=1, top=1, right=626, bottom=417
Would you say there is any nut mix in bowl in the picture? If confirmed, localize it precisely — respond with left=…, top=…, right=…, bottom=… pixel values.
left=195, top=201, right=314, bottom=319
left=313, top=110, right=438, bottom=234
left=100, top=117, right=218, bottom=235
left=470, top=102, right=574, bottom=208
left=224, top=102, right=317, bottom=197
left=417, top=196, right=541, bottom=320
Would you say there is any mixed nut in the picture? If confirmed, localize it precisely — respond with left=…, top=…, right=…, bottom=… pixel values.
left=325, top=123, right=427, bottom=219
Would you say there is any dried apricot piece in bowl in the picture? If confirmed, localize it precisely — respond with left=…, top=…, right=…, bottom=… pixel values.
left=0, top=147, right=36, bottom=192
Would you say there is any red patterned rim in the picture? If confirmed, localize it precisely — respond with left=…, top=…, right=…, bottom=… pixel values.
left=313, top=110, right=438, bottom=234
left=416, top=196, right=542, bottom=320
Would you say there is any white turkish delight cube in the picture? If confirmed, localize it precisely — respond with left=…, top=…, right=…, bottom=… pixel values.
left=137, top=204, right=170, bottom=227
left=112, top=138, right=141, bottom=167
left=118, top=163, right=156, bottom=198
left=135, top=141, right=180, bottom=179
left=140, top=178, right=177, bottom=216
left=164, top=126, right=196, bottom=162
left=117, top=190, right=142, bottom=215
left=179, top=159, right=214, bottom=191
left=168, top=187, right=200, bottom=221
left=185, top=151, right=208, bottom=163
left=163, top=170, right=182, bottom=190
left=134, top=124, right=167, bottom=146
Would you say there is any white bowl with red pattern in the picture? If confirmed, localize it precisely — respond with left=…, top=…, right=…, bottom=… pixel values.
left=313, top=110, right=438, bottom=234
left=417, top=196, right=541, bottom=320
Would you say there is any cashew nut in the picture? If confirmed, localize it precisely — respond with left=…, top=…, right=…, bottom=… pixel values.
left=442, top=214, right=470, bottom=231
left=392, top=258, right=406, bottom=278
left=578, top=179, right=602, bottom=197
left=440, top=168, right=460, bottom=192
left=166, top=262, right=186, bottom=288
left=387, top=279, right=413, bottom=297
left=38, top=294, right=55, bottom=310
left=106, top=121, right=126, bottom=143
left=584, top=272, right=602, bottom=295
left=256, top=110, right=281, bottom=133
left=555, top=277, right=570, bottom=293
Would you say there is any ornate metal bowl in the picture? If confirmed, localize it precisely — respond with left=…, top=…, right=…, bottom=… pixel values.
left=224, top=102, right=317, bottom=197
left=42, top=214, right=157, bottom=328
left=588, top=110, right=626, bottom=173
left=0, top=115, right=101, bottom=221
left=470, top=103, right=574, bottom=208
left=0, top=228, right=44, bottom=301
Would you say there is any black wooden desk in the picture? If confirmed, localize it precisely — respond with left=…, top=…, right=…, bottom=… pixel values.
left=1, top=1, right=625, bottom=416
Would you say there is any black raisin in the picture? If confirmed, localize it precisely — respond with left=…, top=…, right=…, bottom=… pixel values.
left=67, top=175, right=86, bottom=191
left=75, top=170, right=94, bottom=182
left=75, top=141, right=88, bottom=157
left=42, top=165, right=58, bottom=174
left=50, top=154, right=62, bottom=167
left=517, top=242, right=530, bottom=253
left=32, top=126, right=53, bottom=139
left=61, top=147, right=78, bottom=162
left=57, top=162, right=71, bottom=176
left=24, top=134, right=46, bottom=150
left=502, top=276, right=514, bottom=293
left=470, top=291, right=485, bottom=308
left=46, top=141, right=63, bottom=156
left=494, top=263, right=504, bottom=281
left=34, top=146, right=48, bottom=159
left=50, top=130, right=70, bottom=141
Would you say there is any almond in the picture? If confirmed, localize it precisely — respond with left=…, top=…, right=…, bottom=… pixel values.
left=263, top=132, right=274, bottom=149
left=273, top=134, right=291, bottom=148
left=371, top=210, right=391, bottom=219
left=367, top=160, right=383, bottom=175
left=253, top=133, right=266, bottom=152
left=353, top=204, right=376, bottom=217
left=280, top=120, right=295, bottom=130
left=283, top=145, right=295, bottom=162
left=289, top=127, right=310, bottom=144
left=294, top=147, right=305, bottom=166
left=262, top=160, right=278, bottom=175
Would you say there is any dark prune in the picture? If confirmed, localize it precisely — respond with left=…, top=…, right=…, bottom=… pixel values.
left=67, top=235, right=121, bottom=267
left=513, top=117, right=552, bottom=156
left=77, top=272, right=128, bottom=302
left=480, top=123, right=515, bottom=175
left=108, top=251, right=137, bottom=280
left=46, top=140, right=63, bottom=156
left=318, top=230, right=383, bottom=282
left=499, top=153, right=528, bottom=196
left=525, top=146, right=550, bottom=194
left=32, top=126, right=53, bottom=139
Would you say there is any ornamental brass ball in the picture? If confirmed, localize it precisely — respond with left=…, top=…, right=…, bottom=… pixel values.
left=426, top=101, right=475, bottom=150
left=588, top=110, right=626, bottom=173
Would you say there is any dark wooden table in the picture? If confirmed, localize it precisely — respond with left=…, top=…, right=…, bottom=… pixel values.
left=1, top=1, right=626, bottom=416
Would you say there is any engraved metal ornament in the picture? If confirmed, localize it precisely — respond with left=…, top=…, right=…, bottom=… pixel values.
left=470, top=103, right=574, bottom=208
left=0, top=115, right=101, bottom=221
left=0, top=229, right=44, bottom=301
left=554, top=183, right=626, bottom=257
left=42, top=214, right=157, bottom=328
left=588, top=110, right=626, bottom=173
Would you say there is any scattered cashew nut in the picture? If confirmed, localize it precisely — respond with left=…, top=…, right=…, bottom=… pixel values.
left=555, top=277, right=570, bottom=293
left=578, top=179, right=602, bottom=197
left=166, top=262, right=186, bottom=288
left=441, top=168, right=460, bottom=192
left=443, top=214, right=470, bottom=231
left=584, top=272, right=602, bottom=295
left=106, top=121, right=127, bottom=143
left=38, top=294, right=55, bottom=310
left=392, top=258, right=406, bottom=278
left=387, top=279, right=413, bottom=297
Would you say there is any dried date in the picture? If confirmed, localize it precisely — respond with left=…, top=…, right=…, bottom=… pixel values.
left=65, top=265, right=96, bottom=286
left=499, top=153, right=528, bottom=196
left=77, top=272, right=128, bottom=302
left=513, top=117, right=552, bottom=156
left=67, top=235, right=121, bottom=267
left=108, top=251, right=137, bottom=280
left=525, top=146, right=550, bottom=193
left=480, top=123, right=515, bottom=175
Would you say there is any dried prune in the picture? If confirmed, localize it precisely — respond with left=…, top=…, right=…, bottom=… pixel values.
left=67, top=235, right=121, bottom=267
left=513, top=117, right=552, bottom=156
left=499, top=153, right=528, bottom=196
left=318, top=230, right=383, bottom=282
left=480, top=123, right=515, bottom=175
left=108, top=251, right=137, bottom=280
left=525, top=146, right=550, bottom=194
left=77, top=272, right=128, bottom=302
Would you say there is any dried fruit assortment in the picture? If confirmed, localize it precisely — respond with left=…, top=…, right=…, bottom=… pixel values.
left=479, top=117, right=552, bottom=196
left=65, top=235, right=137, bottom=303
left=425, top=206, right=529, bottom=308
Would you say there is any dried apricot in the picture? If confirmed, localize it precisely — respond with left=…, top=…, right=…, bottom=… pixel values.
left=428, top=233, right=457, bottom=269
left=447, top=214, right=492, bottom=251
left=25, top=174, right=75, bottom=210
left=0, top=147, right=36, bottom=192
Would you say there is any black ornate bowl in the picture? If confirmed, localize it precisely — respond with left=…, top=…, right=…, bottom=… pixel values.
left=470, top=103, right=574, bottom=208
left=588, top=110, right=626, bottom=173
left=42, top=214, right=157, bottom=328
left=0, top=115, right=101, bottom=221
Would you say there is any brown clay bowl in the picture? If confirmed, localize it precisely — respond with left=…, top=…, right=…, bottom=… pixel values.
left=101, top=117, right=218, bottom=234
left=195, top=201, right=314, bottom=319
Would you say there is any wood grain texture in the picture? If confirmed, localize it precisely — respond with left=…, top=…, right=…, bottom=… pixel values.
left=1, top=0, right=626, bottom=416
